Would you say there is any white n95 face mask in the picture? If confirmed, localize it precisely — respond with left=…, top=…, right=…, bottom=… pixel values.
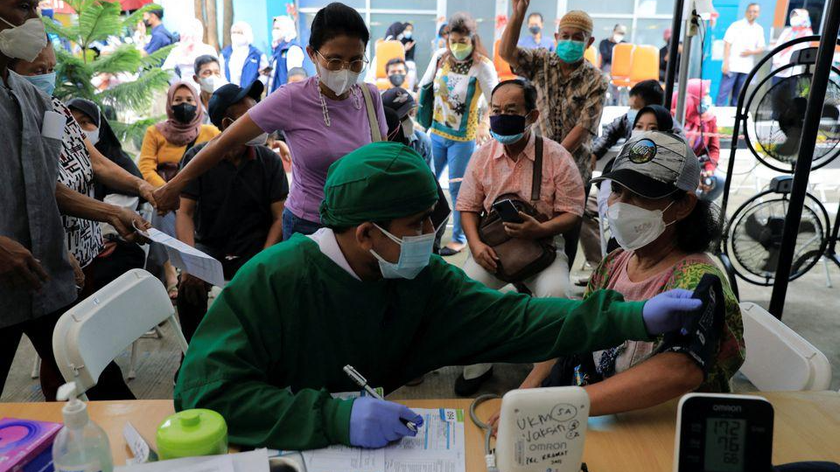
left=607, top=201, right=676, bottom=251
left=84, top=128, right=100, bottom=146
left=199, top=75, right=227, bottom=94
left=0, top=16, right=48, bottom=62
left=246, top=132, right=269, bottom=146
left=370, top=223, right=435, bottom=280
left=317, top=62, right=361, bottom=96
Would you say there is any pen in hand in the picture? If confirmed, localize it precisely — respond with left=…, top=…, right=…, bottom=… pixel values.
left=343, top=365, right=418, bottom=433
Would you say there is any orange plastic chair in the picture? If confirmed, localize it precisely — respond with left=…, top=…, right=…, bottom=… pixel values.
left=610, top=43, right=635, bottom=88
left=375, top=40, right=406, bottom=80
left=494, top=39, right=517, bottom=81
left=584, top=45, right=599, bottom=68
left=627, top=45, right=660, bottom=86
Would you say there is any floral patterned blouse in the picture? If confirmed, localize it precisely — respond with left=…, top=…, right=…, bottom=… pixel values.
left=584, top=249, right=745, bottom=392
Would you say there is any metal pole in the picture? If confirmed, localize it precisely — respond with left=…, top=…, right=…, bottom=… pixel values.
left=674, top=8, right=694, bottom=125
left=663, top=0, right=685, bottom=110
left=768, top=0, right=840, bottom=319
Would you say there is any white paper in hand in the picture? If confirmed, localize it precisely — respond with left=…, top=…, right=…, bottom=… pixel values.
left=138, top=227, right=225, bottom=287
left=42, top=110, right=66, bottom=140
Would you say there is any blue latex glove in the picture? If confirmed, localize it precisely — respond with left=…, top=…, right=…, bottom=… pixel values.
left=642, top=289, right=703, bottom=336
left=349, top=397, right=424, bottom=448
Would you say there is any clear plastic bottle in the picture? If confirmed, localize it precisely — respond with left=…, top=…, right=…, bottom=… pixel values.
left=52, top=383, right=114, bottom=472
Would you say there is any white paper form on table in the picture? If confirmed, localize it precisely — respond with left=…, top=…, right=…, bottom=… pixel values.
left=138, top=227, right=225, bottom=287
left=115, top=449, right=269, bottom=472
left=301, top=408, right=466, bottom=472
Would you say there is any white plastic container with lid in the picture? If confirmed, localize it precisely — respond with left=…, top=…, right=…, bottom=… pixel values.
left=52, top=382, right=114, bottom=472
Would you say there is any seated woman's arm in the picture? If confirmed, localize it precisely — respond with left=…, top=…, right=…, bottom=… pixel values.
left=586, top=352, right=703, bottom=416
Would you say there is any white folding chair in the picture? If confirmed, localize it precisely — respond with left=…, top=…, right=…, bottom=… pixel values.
left=52, top=269, right=189, bottom=400
left=739, top=302, right=832, bottom=391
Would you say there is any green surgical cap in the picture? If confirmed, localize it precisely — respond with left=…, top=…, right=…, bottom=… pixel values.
left=320, top=142, right=439, bottom=227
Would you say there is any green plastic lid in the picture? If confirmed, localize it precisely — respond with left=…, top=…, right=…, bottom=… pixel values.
left=156, top=409, right=228, bottom=459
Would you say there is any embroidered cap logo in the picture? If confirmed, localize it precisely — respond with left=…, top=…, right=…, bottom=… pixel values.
left=628, top=138, right=657, bottom=164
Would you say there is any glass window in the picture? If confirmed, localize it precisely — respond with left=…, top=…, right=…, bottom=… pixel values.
left=635, top=0, right=677, bottom=16
left=590, top=18, right=631, bottom=44
left=371, top=0, right=436, bottom=9
left=634, top=18, right=671, bottom=47
left=568, top=0, right=634, bottom=15
left=446, top=0, right=496, bottom=56
left=370, top=13, right=438, bottom=74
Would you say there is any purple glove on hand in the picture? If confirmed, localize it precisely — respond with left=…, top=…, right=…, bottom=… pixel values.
left=349, top=397, right=424, bottom=449
left=642, top=289, right=703, bottom=336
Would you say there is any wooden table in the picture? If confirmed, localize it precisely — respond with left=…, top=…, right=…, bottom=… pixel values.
left=2, top=392, right=838, bottom=470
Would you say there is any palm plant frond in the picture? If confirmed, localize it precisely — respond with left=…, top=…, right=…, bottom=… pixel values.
left=140, top=44, right=176, bottom=71
left=121, top=3, right=164, bottom=32
left=77, top=1, right=123, bottom=48
left=99, top=68, right=172, bottom=110
left=91, top=44, right=142, bottom=75
left=42, top=17, right=79, bottom=41
left=111, top=116, right=165, bottom=150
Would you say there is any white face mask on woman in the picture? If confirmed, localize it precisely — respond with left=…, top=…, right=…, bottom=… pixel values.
left=316, top=62, right=360, bottom=96
left=607, top=201, right=676, bottom=251
left=0, top=15, right=47, bottom=62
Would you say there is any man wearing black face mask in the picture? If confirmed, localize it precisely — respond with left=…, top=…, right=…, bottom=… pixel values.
left=175, top=81, right=288, bottom=343
left=142, top=9, right=173, bottom=56
left=455, top=79, right=585, bottom=395
left=517, top=12, right=554, bottom=50
left=385, top=57, right=408, bottom=89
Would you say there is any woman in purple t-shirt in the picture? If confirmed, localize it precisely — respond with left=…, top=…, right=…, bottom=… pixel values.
left=154, top=3, right=387, bottom=239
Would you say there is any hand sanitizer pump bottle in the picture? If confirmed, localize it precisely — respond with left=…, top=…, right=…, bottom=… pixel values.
left=52, top=382, right=114, bottom=472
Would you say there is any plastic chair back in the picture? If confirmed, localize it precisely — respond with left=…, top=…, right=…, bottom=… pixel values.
left=628, top=44, right=660, bottom=84
left=739, top=302, right=832, bottom=391
left=584, top=45, right=599, bottom=68
left=52, top=269, right=189, bottom=399
left=610, top=43, right=635, bottom=79
left=375, top=40, right=406, bottom=79
left=494, top=39, right=517, bottom=81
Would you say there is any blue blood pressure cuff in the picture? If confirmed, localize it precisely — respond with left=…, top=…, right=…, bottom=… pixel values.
left=656, top=273, right=725, bottom=377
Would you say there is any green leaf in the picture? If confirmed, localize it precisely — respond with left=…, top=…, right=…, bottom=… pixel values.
left=122, top=3, right=163, bottom=32
left=111, top=115, right=164, bottom=150
left=91, top=44, right=142, bottom=75
left=99, top=68, right=172, bottom=110
left=54, top=48, right=97, bottom=100
left=140, top=43, right=175, bottom=70
left=42, top=17, right=79, bottom=42
left=78, top=1, right=123, bottom=47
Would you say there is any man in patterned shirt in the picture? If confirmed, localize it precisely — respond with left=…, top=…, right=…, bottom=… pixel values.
left=500, top=3, right=608, bottom=187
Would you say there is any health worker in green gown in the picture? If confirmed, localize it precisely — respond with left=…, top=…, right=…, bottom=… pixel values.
left=174, top=141, right=703, bottom=451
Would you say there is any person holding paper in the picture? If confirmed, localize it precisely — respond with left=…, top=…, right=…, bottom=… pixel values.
left=175, top=80, right=288, bottom=343
left=175, top=141, right=705, bottom=451
left=0, top=0, right=149, bottom=400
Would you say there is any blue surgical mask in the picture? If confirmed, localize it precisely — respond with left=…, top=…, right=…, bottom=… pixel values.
left=700, top=95, right=712, bottom=114
left=370, top=223, right=435, bottom=280
left=22, top=72, right=57, bottom=96
left=403, top=31, right=412, bottom=40
left=555, top=39, right=586, bottom=63
left=627, top=109, right=639, bottom=126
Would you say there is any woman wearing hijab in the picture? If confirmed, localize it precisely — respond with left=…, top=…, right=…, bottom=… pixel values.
left=65, top=98, right=149, bottom=299
left=139, top=81, right=220, bottom=299
left=671, top=79, right=723, bottom=202
left=162, top=18, right=218, bottom=83
left=221, top=21, right=270, bottom=88
left=269, top=15, right=306, bottom=93
left=772, top=9, right=813, bottom=85
left=384, top=21, right=418, bottom=90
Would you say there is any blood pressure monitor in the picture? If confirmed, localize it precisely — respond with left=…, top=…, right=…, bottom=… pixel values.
left=674, top=393, right=774, bottom=472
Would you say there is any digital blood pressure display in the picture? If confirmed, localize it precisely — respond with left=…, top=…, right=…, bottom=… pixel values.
left=674, top=394, right=774, bottom=472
